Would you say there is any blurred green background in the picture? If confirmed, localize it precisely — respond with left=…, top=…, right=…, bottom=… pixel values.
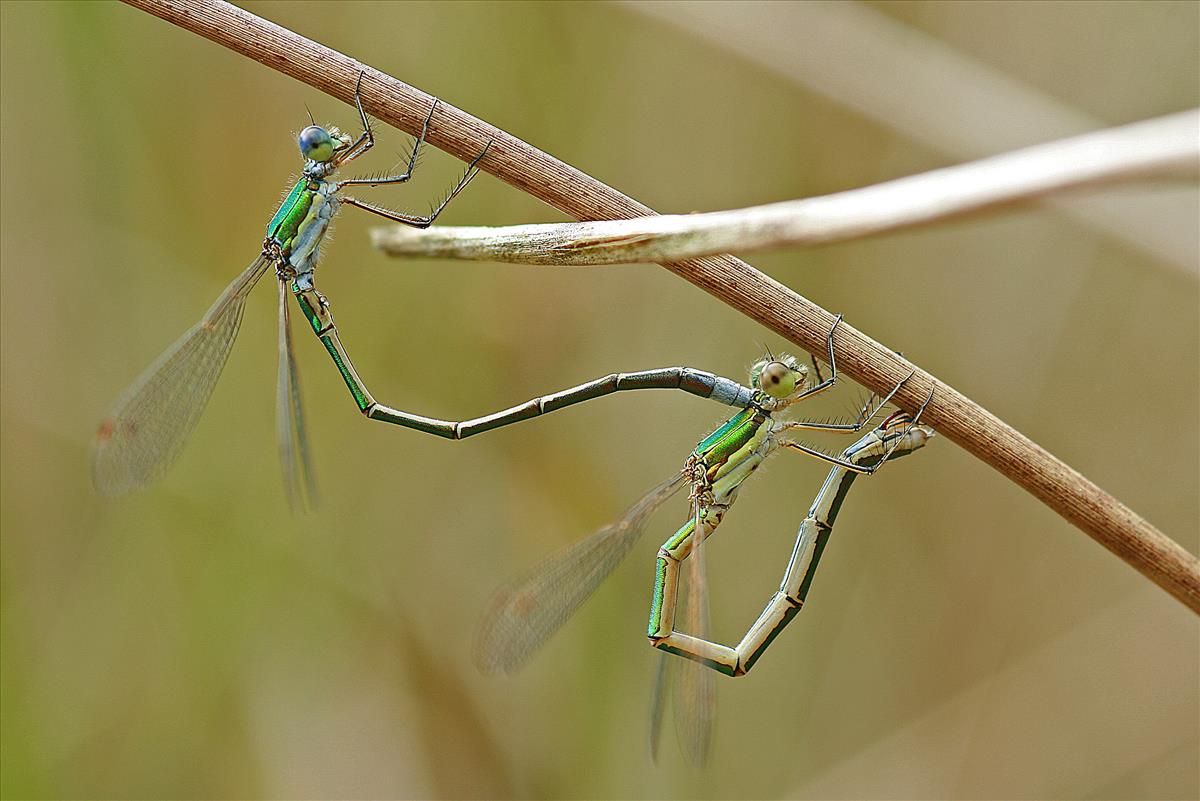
left=2, top=1, right=1197, bottom=798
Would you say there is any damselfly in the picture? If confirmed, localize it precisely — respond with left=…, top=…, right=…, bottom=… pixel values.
left=471, top=330, right=934, bottom=763
left=92, top=73, right=489, bottom=509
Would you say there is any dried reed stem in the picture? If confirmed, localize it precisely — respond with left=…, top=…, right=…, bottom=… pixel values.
left=371, top=111, right=1199, bottom=265
left=121, top=0, right=1200, bottom=612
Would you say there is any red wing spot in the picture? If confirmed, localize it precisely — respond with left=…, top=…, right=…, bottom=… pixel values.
left=96, top=419, right=115, bottom=443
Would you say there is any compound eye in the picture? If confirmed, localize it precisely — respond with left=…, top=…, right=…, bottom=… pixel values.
left=298, top=125, right=335, bottom=162
left=758, top=361, right=797, bottom=398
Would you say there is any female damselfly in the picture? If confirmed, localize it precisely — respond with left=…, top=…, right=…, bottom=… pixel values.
left=472, top=339, right=933, bottom=763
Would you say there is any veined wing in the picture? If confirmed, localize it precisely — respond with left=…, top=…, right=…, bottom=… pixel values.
left=650, top=496, right=716, bottom=766
left=474, top=471, right=687, bottom=676
left=648, top=650, right=670, bottom=764
left=91, top=255, right=272, bottom=495
left=648, top=652, right=716, bottom=767
left=674, top=498, right=716, bottom=766
left=277, top=279, right=318, bottom=513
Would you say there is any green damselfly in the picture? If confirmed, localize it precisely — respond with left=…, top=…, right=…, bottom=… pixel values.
left=472, top=331, right=934, bottom=763
left=92, top=73, right=489, bottom=509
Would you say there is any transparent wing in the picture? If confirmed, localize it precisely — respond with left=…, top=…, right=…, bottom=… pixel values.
left=673, top=497, right=716, bottom=767
left=648, top=651, right=671, bottom=764
left=474, top=471, right=688, bottom=675
left=276, top=279, right=318, bottom=513
left=647, top=496, right=717, bottom=766
left=91, top=255, right=272, bottom=495
left=655, top=654, right=716, bottom=767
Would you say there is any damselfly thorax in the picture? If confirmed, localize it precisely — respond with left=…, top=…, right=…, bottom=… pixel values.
left=265, top=177, right=341, bottom=290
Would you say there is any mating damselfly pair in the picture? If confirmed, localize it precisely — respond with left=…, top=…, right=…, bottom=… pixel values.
left=93, top=72, right=935, bottom=763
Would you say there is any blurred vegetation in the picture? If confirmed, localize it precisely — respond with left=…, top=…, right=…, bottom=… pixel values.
left=1, top=1, right=1196, bottom=798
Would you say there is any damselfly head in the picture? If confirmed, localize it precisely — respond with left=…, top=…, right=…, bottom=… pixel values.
left=298, top=125, right=336, bottom=162
left=750, top=354, right=807, bottom=400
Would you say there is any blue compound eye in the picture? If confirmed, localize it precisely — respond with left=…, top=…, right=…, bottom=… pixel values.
left=298, top=125, right=335, bottom=162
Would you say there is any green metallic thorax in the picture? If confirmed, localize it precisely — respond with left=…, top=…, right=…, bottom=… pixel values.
left=692, top=399, right=770, bottom=484
left=267, top=180, right=317, bottom=253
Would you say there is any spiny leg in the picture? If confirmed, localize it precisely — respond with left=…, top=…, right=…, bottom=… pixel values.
left=844, top=388, right=934, bottom=469
left=786, top=314, right=843, bottom=404
left=339, top=140, right=492, bottom=229
left=780, top=368, right=915, bottom=435
left=335, top=99, right=439, bottom=188
left=780, top=387, right=934, bottom=475
left=333, top=71, right=375, bottom=167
